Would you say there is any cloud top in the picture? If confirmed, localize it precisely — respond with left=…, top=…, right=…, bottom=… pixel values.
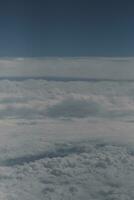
left=0, top=79, right=134, bottom=120
left=0, top=57, right=134, bottom=80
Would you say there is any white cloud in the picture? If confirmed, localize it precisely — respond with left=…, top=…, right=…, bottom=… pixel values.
left=1, top=138, right=134, bottom=200
left=0, top=71, right=134, bottom=199
left=0, top=57, right=134, bottom=79
left=0, top=79, right=134, bottom=120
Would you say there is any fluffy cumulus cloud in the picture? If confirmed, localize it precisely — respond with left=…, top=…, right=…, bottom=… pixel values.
left=0, top=57, right=134, bottom=79
left=0, top=79, right=134, bottom=120
left=1, top=138, right=134, bottom=200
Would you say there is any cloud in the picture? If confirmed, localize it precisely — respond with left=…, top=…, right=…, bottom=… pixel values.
left=0, top=57, right=134, bottom=80
left=1, top=139, right=134, bottom=200
left=0, top=79, right=134, bottom=120
left=0, top=59, right=134, bottom=199
left=46, top=95, right=104, bottom=118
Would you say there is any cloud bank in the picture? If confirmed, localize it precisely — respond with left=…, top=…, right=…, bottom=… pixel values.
left=1, top=139, right=134, bottom=200
left=0, top=79, right=134, bottom=120
left=0, top=77, right=134, bottom=199
left=0, top=57, right=134, bottom=80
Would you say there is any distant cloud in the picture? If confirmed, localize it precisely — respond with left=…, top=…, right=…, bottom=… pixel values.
left=46, top=95, right=104, bottom=118
left=0, top=79, right=134, bottom=120
left=0, top=57, right=134, bottom=80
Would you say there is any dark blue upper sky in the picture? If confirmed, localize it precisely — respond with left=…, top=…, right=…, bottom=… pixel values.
left=0, top=0, right=133, bottom=57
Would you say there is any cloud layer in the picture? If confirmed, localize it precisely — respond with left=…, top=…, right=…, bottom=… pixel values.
left=1, top=139, right=134, bottom=200
left=0, top=79, right=134, bottom=121
left=0, top=57, right=134, bottom=80
left=0, top=77, right=134, bottom=199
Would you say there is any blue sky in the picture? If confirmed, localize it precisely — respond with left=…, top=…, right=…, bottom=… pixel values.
left=0, top=0, right=133, bottom=57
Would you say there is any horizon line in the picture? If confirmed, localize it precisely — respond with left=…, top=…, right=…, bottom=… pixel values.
left=0, top=56, right=134, bottom=59
left=0, top=76, right=134, bottom=82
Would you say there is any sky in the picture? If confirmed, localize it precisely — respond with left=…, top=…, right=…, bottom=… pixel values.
left=0, top=0, right=133, bottom=57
